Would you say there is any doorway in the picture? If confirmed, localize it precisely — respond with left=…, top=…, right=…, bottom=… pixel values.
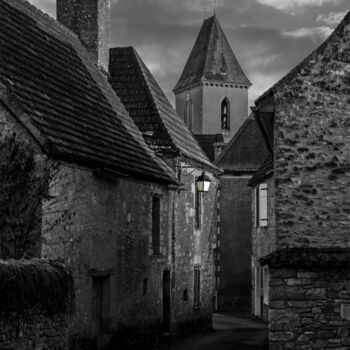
left=162, top=270, right=171, bottom=332
left=92, top=275, right=111, bottom=349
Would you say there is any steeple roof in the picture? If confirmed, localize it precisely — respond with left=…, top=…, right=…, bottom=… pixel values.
left=174, top=15, right=251, bottom=93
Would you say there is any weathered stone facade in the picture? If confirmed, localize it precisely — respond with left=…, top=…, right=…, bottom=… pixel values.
left=0, top=308, right=68, bottom=350
left=172, top=164, right=218, bottom=329
left=41, top=160, right=217, bottom=341
left=251, top=11, right=350, bottom=349
left=268, top=259, right=350, bottom=350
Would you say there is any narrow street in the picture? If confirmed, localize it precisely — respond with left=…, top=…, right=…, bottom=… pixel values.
left=169, top=313, right=268, bottom=350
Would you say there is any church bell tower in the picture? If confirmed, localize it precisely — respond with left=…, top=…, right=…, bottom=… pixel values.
left=173, top=15, right=251, bottom=144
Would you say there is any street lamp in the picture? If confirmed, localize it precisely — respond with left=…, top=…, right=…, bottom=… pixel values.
left=196, top=172, right=211, bottom=192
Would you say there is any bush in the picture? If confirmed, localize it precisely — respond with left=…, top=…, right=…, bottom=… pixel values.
left=0, top=258, right=73, bottom=315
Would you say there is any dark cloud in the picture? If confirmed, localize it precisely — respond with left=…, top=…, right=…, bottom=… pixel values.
left=29, top=0, right=349, bottom=106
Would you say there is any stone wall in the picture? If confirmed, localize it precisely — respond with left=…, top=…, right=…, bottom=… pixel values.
left=175, top=85, right=203, bottom=133
left=42, top=159, right=218, bottom=343
left=269, top=264, right=350, bottom=350
left=171, top=164, right=218, bottom=330
left=273, top=15, right=350, bottom=249
left=0, top=308, right=68, bottom=350
left=42, top=163, right=172, bottom=341
left=202, top=84, right=248, bottom=139
left=175, top=83, right=248, bottom=138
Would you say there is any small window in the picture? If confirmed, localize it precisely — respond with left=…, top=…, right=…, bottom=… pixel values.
left=193, top=265, right=201, bottom=308
left=183, top=289, right=188, bottom=302
left=184, top=93, right=193, bottom=131
left=255, top=184, right=268, bottom=227
left=221, top=98, right=230, bottom=130
left=152, top=195, right=160, bottom=254
left=195, top=185, right=202, bottom=229
left=143, top=278, right=148, bottom=296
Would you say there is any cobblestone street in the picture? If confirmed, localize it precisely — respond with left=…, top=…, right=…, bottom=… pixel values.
left=169, top=313, right=268, bottom=350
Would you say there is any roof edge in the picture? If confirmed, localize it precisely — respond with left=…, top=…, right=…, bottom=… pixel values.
left=255, top=10, right=350, bottom=104
left=0, top=80, right=52, bottom=154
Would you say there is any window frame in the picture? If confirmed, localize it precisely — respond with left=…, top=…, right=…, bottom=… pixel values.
left=255, top=183, right=268, bottom=228
left=221, top=98, right=230, bottom=130
left=151, top=194, right=161, bottom=255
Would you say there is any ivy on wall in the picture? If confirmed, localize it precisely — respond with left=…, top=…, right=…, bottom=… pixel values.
left=0, top=132, right=47, bottom=259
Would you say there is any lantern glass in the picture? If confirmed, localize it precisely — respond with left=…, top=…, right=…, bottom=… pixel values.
left=196, top=172, right=211, bottom=192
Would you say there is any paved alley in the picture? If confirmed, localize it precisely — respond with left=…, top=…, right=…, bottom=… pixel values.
left=169, top=313, right=268, bottom=350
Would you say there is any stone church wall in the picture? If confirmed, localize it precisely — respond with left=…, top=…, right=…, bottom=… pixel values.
left=202, top=84, right=248, bottom=138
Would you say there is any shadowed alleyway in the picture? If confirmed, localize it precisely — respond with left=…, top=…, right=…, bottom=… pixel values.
left=169, top=313, right=268, bottom=350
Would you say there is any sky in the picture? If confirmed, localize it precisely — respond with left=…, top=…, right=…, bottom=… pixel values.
left=28, top=0, right=348, bottom=107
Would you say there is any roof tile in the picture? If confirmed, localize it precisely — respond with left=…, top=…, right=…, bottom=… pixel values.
left=0, top=0, right=177, bottom=185
left=109, top=47, right=216, bottom=169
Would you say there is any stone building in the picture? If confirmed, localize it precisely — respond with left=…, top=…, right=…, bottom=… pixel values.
left=0, top=0, right=219, bottom=348
left=107, top=46, right=220, bottom=329
left=250, top=11, right=350, bottom=349
left=215, top=116, right=268, bottom=311
left=174, top=14, right=265, bottom=312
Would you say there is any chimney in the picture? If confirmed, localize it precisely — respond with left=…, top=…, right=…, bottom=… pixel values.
left=57, top=0, right=110, bottom=72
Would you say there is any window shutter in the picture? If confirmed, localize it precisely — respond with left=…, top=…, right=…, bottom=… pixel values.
left=259, top=184, right=268, bottom=227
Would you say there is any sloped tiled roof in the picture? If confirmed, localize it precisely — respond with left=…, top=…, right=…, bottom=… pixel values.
left=0, top=0, right=177, bottom=185
left=193, top=134, right=224, bottom=162
left=215, top=115, right=269, bottom=172
left=109, top=47, right=216, bottom=170
left=256, top=11, right=350, bottom=103
left=248, top=154, right=273, bottom=187
left=174, top=15, right=251, bottom=93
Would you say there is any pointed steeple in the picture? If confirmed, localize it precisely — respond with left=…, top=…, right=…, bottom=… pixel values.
left=173, top=15, right=251, bottom=93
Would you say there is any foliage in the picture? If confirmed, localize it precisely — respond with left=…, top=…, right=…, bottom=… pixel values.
left=0, top=258, right=73, bottom=315
left=0, top=132, right=47, bottom=258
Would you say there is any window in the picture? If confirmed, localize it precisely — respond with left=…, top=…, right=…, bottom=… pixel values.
left=143, top=278, right=148, bottom=296
left=193, top=265, right=201, bottom=308
left=221, top=98, right=230, bottom=130
left=184, top=92, right=193, bottom=131
left=255, top=184, right=268, bottom=227
left=195, top=185, right=202, bottom=229
left=183, top=289, right=188, bottom=302
left=152, top=195, right=160, bottom=254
